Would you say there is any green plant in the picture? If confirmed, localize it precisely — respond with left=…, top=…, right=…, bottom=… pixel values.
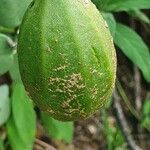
left=101, top=109, right=126, bottom=150
left=141, top=99, right=150, bottom=130
left=0, top=0, right=150, bottom=149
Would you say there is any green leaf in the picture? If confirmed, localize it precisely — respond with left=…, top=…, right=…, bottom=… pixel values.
left=141, top=117, right=150, bottom=129
left=0, top=34, right=14, bottom=75
left=7, top=83, right=36, bottom=150
left=7, top=117, right=32, bottom=150
left=114, top=23, right=150, bottom=82
left=104, top=96, right=113, bottom=109
left=141, top=99, right=150, bottom=129
left=0, top=139, right=4, bottom=150
left=0, top=55, right=14, bottom=76
left=0, top=26, right=15, bottom=34
left=102, top=12, right=116, bottom=37
left=93, top=0, right=150, bottom=12
left=0, top=84, right=10, bottom=126
left=0, top=34, right=12, bottom=54
left=0, top=0, right=32, bottom=28
left=9, top=52, right=22, bottom=83
left=105, top=0, right=150, bottom=12
left=101, top=109, right=125, bottom=150
left=143, top=99, right=150, bottom=116
left=128, top=9, right=150, bottom=24
left=92, top=0, right=111, bottom=10
left=41, top=112, right=74, bottom=143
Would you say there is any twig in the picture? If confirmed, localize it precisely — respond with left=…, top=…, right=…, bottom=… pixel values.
left=116, top=80, right=140, bottom=120
left=35, top=139, right=56, bottom=150
left=34, top=144, right=44, bottom=150
left=113, top=91, right=143, bottom=150
left=134, top=66, right=142, bottom=112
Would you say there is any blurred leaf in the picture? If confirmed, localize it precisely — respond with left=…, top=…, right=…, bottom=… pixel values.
left=0, top=34, right=12, bottom=54
left=41, top=112, right=74, bottom=143
left=7, top=83, right=36, bottom=150
left=141, top=99, right=150, bottom=129
left=0, top=139, right=4, bottom=150
left=0, top=0, right=32, bottom=28
left=0, top=26, right=15, bottom=34
left=9, top=52, right=22, bottom=83
left=7, top=117, right=32, bottom=150
left=11, top=84, right=36, bottom=145
left=0, top=84, right=10, bottom=126
left=0, top=55, right=14, bottom=76
left=92, top=0, right=111, bottom=10
left=103, top=0, right=150, bottom=12
left=143, top=99, right=150, bottom=115
left=141, top=117, right=150, bottom=129
left=128, top=9, right=150, bottom=24
left=114, top=23, right=150, bottom=82
left=101, top=110, right=125, bottom=150
left=92, top=0, right=150, bottom=12
left=102, top=12, right=116, bottom=37
left=104, top=96, right=113, bottom=109
left=0, top=34, right=14, bottom=75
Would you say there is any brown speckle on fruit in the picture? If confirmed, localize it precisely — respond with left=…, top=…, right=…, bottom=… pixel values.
left=52, top=64, right=69, bottom=71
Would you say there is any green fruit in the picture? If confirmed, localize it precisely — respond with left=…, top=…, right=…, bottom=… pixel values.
left=17, top=0, right=116, bottom=121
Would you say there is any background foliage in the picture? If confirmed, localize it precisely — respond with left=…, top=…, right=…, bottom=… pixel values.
left=0, top=0, right=150, bottom=149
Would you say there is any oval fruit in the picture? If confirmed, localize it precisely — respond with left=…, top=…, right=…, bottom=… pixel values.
left=17, top=0, right=116, bottom=121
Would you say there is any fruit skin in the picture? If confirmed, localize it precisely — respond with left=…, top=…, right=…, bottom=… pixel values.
left=17, top=0, right=116, bottom=121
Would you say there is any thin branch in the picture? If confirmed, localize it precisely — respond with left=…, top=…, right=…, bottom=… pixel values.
left=34, top=144, right=44, bottom=150
left=116, top=80, right=140, bottom=120
left=113, top=91, right=143, bottom=150
left=35, top=139, right=56, bottom=150
left=134, top=66, right=142, bottom=112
